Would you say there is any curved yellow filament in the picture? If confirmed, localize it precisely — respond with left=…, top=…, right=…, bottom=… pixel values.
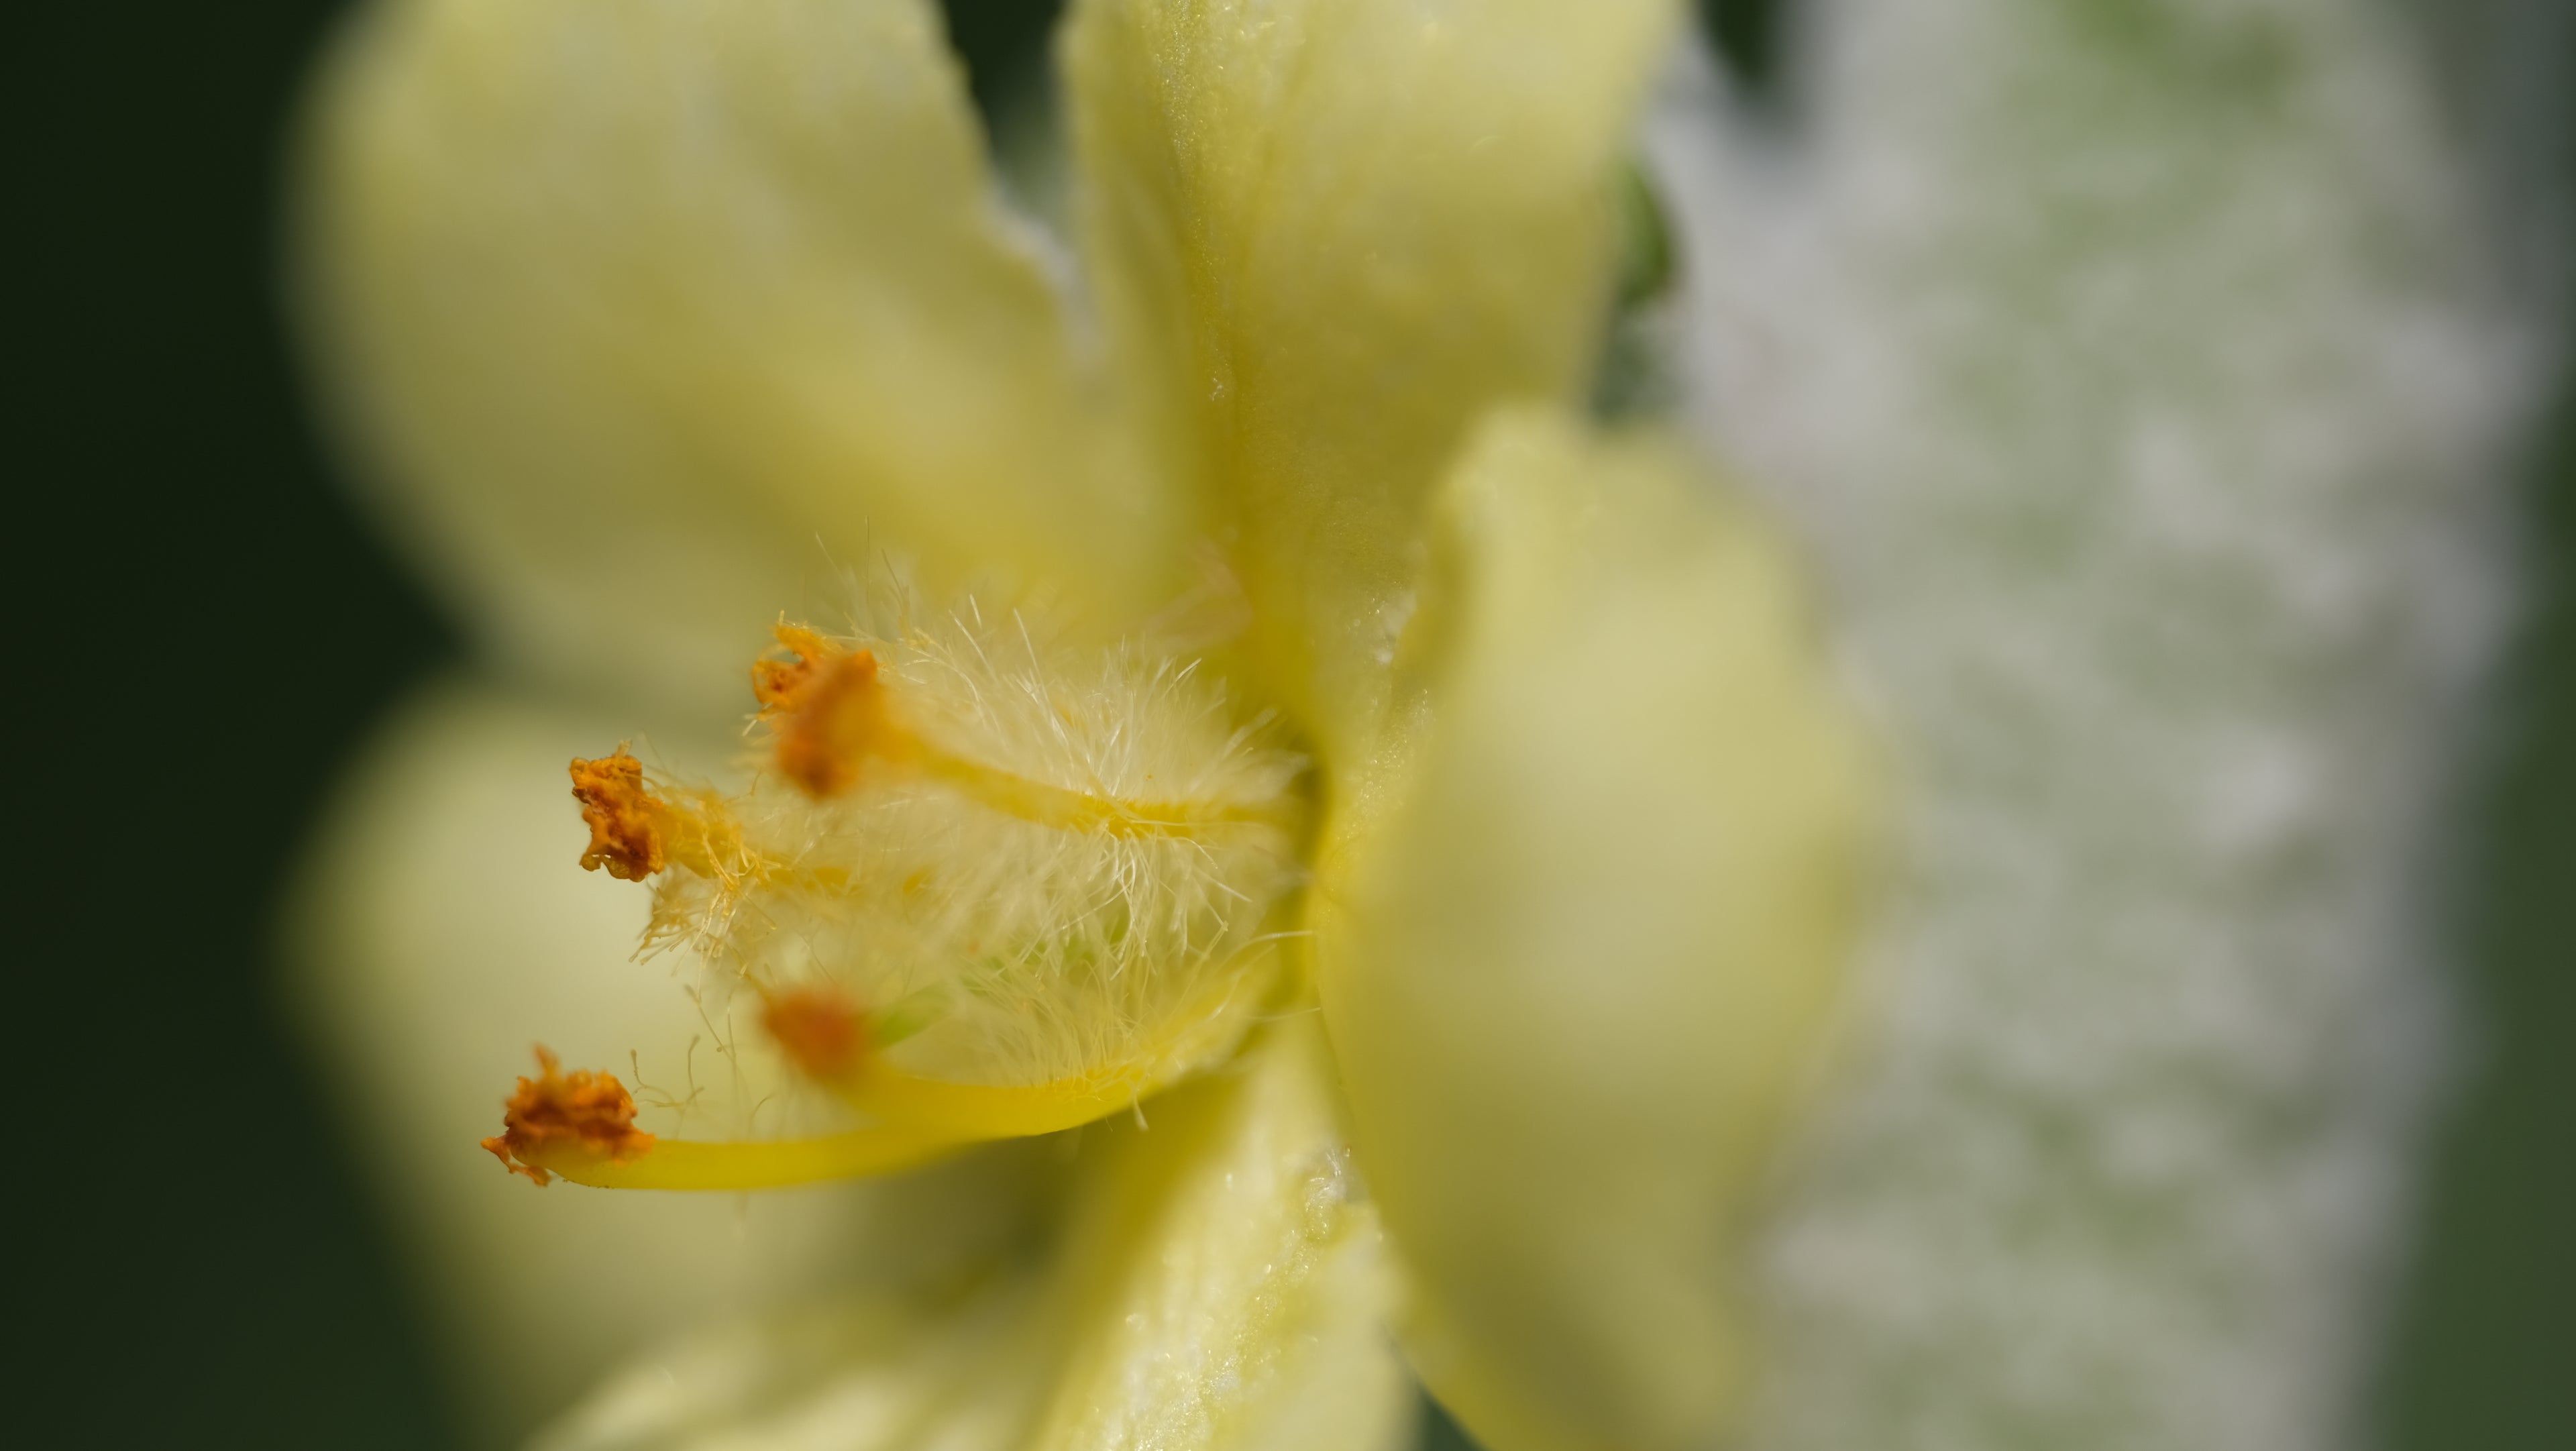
left=525, top=973, right=1269, bottom=1191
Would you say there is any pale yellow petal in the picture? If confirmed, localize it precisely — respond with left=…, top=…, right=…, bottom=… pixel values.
left=535, top=1278, right=1055, bottom=1451
left=284, top=678, right=1058, bottom=1440
left=530, top=1019, right=1411, bottom=1451
left=1061, top=0, right=1680, bottom=750
left=1312, top=411, right=1878, bottom=1451
left=1028, top=1018, right=1413, bottom=1451
left=301, top=0, right=1177, bottom=722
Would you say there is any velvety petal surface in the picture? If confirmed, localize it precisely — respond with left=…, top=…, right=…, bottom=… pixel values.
left=301, top=0, right=1177, bottom=724
left=1061, top=0, right=1680, bottom=750
left=286, top=678, right=1057, bottom=1440
left=1313, top=411, right=1876, bottom=1451
left=1026, top=1018, right=1410, bottom=1451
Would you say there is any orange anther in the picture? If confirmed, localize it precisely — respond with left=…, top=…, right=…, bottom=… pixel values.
left=570, top=750, right=664, bottom=880
left=480, top=1046, right=657, bottom=1187
left=761, top=982, right=871, bottom=1084
left=752, top=623, right=839, bottom=718
left=756, top=625, right=908, bottom=798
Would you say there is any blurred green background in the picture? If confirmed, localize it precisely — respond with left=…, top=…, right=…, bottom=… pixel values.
left=13, top=1, right=2565, bottom=1446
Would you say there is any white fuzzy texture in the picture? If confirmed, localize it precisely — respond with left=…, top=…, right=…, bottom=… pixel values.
left=1650, top=2, right=2553, bottom=1448
left=653, top=596, right=1303, bottom=1092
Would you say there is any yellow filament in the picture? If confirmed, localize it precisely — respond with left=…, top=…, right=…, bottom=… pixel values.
left=537, top=975, right=1265, bottom=1191
left=635, top=794, right=860, bottom=896
left=841, top=1059, right=1163, bottom=1138
left=517, top=1072, right=1157, bottom=1191
left=522, top=1124, right=959, bottom=1191
left=910, top=741, right=1281, bottom=840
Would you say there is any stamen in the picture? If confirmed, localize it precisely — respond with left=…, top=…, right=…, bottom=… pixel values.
left=480, top=1045, right=955, bottom=1191
left=486, top=970, right=1265, bottom=1191
left=757, top=621, right=1285, bottom=839
left=481, top=1046, right=657, bottom=1186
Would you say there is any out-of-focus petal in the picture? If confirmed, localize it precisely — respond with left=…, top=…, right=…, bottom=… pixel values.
left=1313, top=410, right=1875, bottom=1451
left=1061, top=0, right=1680, bottom=751
left=300, top=0, right=1178, bottom=724
left=531, top=1018, right=1409, bottom=1451
left=1654, top=4, right=2559, bottom=1448
left=286, top=679, right=1059, bottom=1440
left=535, top=1278, right=1055, bottom=1451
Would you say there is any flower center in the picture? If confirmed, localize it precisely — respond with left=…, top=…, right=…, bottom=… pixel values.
left=486, top=602, right=1308, bottom=1191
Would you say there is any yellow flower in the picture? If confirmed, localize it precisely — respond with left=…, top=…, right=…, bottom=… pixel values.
left=286, top=3, right=1875, bottom=1449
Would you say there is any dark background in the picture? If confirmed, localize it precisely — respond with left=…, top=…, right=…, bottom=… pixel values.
left=13, top=1, right=2567, bottom=1446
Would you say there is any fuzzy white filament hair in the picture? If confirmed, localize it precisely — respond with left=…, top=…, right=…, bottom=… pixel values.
left=642, top=597, right=1304, bottom=1104
left=1650, top=1, right=2562, bottom=1448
